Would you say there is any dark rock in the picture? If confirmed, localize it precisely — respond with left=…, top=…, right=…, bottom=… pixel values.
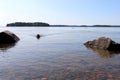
left=0, top=30, right=20, bottom=43
left=84, top=37, right=120, bottom=51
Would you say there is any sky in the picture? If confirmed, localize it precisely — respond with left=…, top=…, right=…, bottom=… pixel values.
left=0, top=0, right=120, bottom=26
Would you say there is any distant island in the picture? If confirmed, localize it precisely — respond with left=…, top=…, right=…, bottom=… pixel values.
left=7, top=22, right=50, bottom=26
left=6, top=22, right=120, bottom=27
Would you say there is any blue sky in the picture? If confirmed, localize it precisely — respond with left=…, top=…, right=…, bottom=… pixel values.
left=0, top=0, right=120, bottom=26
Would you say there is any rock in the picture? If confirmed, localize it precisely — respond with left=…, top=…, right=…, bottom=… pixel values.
left=84, top=37, right=120, bottom=51
left=0, top=30, right=20, bottom=43
left=41, top=78, right=48, bottom=80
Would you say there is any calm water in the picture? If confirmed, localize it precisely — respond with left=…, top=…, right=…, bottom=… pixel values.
left=0, top=27, right=120, bottom=80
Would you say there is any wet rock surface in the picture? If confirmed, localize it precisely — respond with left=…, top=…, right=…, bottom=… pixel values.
left=84, top=37, right=120, bottom=51
left=0, top=30, right=20, bottom=43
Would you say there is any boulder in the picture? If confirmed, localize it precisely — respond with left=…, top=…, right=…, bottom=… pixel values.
left=84, top=37, right=120, bottom=51
left=0, top=30, right=20, bottom=43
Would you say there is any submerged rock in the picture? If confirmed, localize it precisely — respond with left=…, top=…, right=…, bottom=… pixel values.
left=41, top=78, right=48, bottom=80
left=91, top=48, right=120, bottom=58
left=84, top=37, right=120, bottom=51
left=0, top=30, right=20, bottom=43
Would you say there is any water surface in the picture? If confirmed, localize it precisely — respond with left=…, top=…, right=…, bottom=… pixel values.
left=0, top=27, right=119, bottom=80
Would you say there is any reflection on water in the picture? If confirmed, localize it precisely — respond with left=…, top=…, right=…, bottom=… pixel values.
left=0, top=43, right=16, bottom=51
left=90, top=48, right=120, bottom=58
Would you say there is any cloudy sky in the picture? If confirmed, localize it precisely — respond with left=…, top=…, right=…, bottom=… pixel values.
left=0, top=0, right=120, bottom=26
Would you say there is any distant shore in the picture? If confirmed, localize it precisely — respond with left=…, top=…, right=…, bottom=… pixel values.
left=6, top=22, right=50, bottom=27
left=6, top=22, right=120, bottom=27
left=50, top=25, right=120, bottom=27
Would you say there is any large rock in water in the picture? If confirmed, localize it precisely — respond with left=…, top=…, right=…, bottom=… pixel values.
left=0, top=30, right=20, bottom=43
left=84, top=37, right=120, bottom=51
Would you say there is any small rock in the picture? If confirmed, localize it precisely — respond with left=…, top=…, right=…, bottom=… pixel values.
left=41, top=78, right=48, bottom=80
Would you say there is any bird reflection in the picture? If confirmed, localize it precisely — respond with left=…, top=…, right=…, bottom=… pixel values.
left=91, top=48, right=120, bottom=58
left=0, top=43, right=16, bottom=52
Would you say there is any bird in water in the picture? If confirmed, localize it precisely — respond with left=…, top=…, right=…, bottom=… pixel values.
left=36, top=34, right=40, bottom=39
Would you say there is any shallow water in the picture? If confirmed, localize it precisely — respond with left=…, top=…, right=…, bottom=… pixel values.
left=0, top=27, right=120, bottom=80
